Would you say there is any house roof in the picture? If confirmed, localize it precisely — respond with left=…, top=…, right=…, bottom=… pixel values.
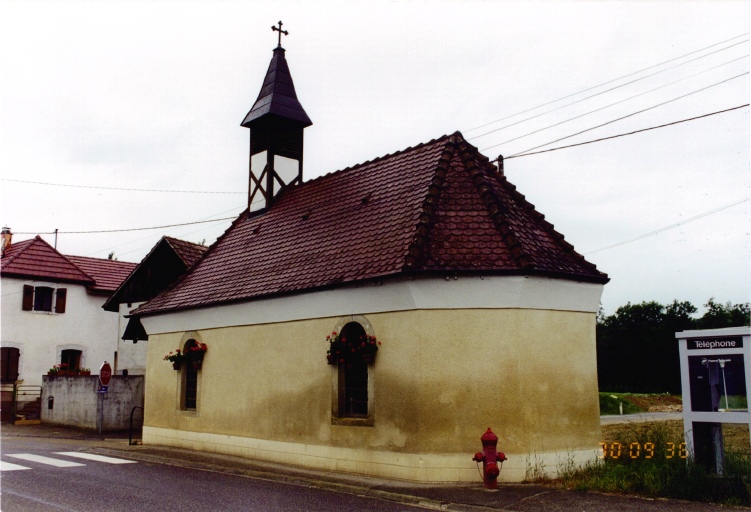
left=134, top=132, right=607, bottom=317
left=66, top=255, right=138, bottom=293
left=1, top=236, right=94, bottom=285
left=1, top=235, right=136, bottom=293
left=241, top=46, right=312, bottom=128
left=102, top=236, right=208, bottom=311
left=163, top=236, right=208, bottom=268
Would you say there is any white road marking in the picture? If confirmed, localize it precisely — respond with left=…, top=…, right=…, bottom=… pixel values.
left=54, top=452, right=136, bottom=464
left=6, top=453, right=85, bottom=467
left=0, top=461, right=32, bottom=471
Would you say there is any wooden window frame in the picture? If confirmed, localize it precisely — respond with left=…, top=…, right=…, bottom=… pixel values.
left=60, top=349, right=82, bottom=371
left=22, top=285, right=67, bottom=313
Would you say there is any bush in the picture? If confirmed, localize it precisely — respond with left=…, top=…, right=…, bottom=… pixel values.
left=547, top=423, right=751, bottom=505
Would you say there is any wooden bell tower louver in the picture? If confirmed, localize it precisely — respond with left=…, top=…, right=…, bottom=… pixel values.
left=242, top=22, right=312, bottom=213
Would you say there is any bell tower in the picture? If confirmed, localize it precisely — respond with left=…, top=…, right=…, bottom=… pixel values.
left=242, top=21, right=312, bottom=212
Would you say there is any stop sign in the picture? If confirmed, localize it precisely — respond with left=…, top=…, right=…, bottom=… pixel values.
left=99, top=362, right=112, bottom=386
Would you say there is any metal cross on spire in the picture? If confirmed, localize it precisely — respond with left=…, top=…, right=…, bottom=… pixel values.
left=272, top=21, right=288, bottom=47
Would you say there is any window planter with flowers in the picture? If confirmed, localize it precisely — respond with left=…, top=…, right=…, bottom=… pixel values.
left=47, top=364, right=91, bottom=376
left=187, top=342, right=208, bottom=370
left=326, top=331, right=380, bottom=365
left=164, top=342, right=208, bottom=371
left=164, top=350, right=185, bottom=370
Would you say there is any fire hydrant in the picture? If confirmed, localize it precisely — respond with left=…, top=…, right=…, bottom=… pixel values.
left=472, top=428, right=507, bottom=489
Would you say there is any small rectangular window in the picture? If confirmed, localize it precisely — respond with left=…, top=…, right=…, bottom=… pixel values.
left=61, top=349, right=81, bottom=371
left=33, top=287, right=54, bottom=312
left=22, top=286, right=67, bottom=313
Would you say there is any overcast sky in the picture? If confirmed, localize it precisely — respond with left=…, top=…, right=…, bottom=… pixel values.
left=1, top=1, right=748, bottom=315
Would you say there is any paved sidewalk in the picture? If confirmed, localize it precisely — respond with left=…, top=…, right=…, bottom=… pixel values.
left=1, top=423, right=745, bottom=511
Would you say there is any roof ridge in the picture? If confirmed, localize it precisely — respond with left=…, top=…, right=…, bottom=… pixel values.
left=501, top=180, right=603, bottom=275
left=402, top=134, right=461, bottom=270
left=66, top=254, right=137, bottom=266
left=457, top=140, right=603, bottom=276
left=455, top=139, right=535, bottom=269
left=133, top=212, right=248, bottom=315
left=53, top=244, right=98, bottom=284
left=0, top=236, right=36, bottom=266
left=2, top=236, right=95, bottom=284
left=302, top=134, right=454, bottom=188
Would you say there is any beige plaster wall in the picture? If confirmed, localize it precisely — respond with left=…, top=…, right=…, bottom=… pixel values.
left=143, top=308, right=600, bottom=481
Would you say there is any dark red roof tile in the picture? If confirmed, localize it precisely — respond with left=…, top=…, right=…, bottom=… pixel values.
left=1, top=236, right=136, bottom=292
left=163, top=237, right=208, bottom=268
left=1, top=237, right=93, bottom=284
left=66, top=256, right=137, bottom=293
left=135, top=132, right=607, bottom=316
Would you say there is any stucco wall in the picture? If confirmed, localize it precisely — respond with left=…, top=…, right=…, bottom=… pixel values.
left=1, top=277, right=121, bottom=386
left=143, top=307, right=600, bottom=482
left=41, top=375, right=144, bottom=430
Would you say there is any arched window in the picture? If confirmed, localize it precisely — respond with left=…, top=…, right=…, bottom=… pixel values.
left=338, top=322, right=369, bottom=418
left=181, top=339, right=199, bottom=410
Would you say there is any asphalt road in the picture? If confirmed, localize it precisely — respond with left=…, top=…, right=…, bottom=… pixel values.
left=1, top=437, right=423, bottom=512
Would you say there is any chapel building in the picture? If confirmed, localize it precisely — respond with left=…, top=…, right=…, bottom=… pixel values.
left=132, top=32, right=609, bottom=482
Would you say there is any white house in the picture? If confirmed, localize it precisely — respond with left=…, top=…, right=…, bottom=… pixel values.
left=1, top=233, right=136, bottom=388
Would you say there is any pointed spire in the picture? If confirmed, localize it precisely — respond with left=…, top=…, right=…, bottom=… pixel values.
left=241, top=26, right=312, bottom=127
left=242, top=22, right=312, bottom=213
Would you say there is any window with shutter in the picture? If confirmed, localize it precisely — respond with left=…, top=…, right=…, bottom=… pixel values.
left=21, top=285, right=67, bottom=313
left=55, top=288, right=67, bottom=313
left=33, top=287, right=54, bottom=312
left=22, top=285, right=33, bottom=311
left=0, top=347, right=20, bottom=382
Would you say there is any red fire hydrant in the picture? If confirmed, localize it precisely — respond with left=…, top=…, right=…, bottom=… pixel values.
left=472, top=428, right=507, bottom=489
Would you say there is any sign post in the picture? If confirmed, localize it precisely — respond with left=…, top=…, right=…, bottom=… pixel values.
left=97, top=362, right=112, bottom=434
left=676, top=327, right=750, bottom=475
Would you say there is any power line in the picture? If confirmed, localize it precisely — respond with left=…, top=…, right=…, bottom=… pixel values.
left=0, top=178, right=244, bottom=195
left=489, top=71, right=749, bottom=155
left=504, top=104, right=749, bottom=160
left=584, top=197, right=750, bottom=255
left=464, top=33, right=748, bottom=133
left=14, top=216, right=238, bottom=235
left=470, top=54, right=748, bottom=143
left=88, top=204, right=247, bottom=258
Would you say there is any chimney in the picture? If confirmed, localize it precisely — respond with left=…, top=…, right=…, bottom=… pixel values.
left=1, top=227, right=12, bottom=254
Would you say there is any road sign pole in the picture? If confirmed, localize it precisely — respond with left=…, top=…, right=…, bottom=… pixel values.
left=97, top=361, right=112, bottom=434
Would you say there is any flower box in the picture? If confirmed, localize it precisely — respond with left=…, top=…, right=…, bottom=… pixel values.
left=326, top=331, right=380, bottom=365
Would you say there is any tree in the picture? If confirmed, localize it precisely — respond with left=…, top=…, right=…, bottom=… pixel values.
left=597, top=298, right=749, bottom=394
left=697, top=298, right=750, bottom=329
left=597, top=300, right=694, bottom=394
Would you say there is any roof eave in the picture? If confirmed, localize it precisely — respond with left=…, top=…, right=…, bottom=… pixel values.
left=132, top=267, right=608, bottom=318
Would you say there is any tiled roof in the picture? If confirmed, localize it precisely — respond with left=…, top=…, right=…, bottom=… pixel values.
left=1, top=236, right=93, bottom=285
left=66, top=256, right=137, bottom=293
left=101, top=236, right=208, bottom=311
left=163, top=237, right=208, bottom=268
left=135, top=132, right=607, bottom=316
left=1, top=235, right=136, bottom=293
